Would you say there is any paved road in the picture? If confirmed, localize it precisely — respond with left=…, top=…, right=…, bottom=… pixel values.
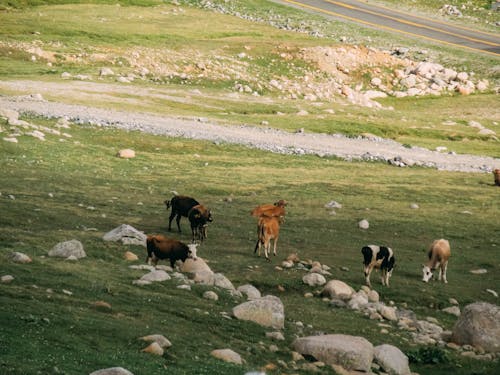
left=274, top=0, right=500, bottom=56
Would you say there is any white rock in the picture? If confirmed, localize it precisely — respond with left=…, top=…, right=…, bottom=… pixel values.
left=211, top=348, right=244, bottom=364
left=358, top=219, right=369, bottom=230
left=203, top=291, right=219, bottom=301
left=89, top=367, right=134, bottom=375
left=48, top=239, right=86, bottom=259
left=10, top=252, right=32, bottom=263
left=237, top=284, right=261, bottom=300
left=302, top=273, right=327, bottom=286
left=374, top=344, right=411, bottom=375
left=1, top=275, right=14, bottom=283
left=140, top=270, right=170, bottom=282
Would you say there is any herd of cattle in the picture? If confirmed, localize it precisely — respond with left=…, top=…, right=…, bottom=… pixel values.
left=146, top=194, right=451, bottom=287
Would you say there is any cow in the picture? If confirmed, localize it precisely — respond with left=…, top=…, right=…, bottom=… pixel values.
left=422, top=239, right=451, bottom=283
left=164, top=195, right=199, bottom=232
left=146, top=234, right=198, bottom=268
left=361, top=245, right=395, bottom=287
left=254, top=215, right=281, bottom=261
left=251, top=199, right=287, bottom=223
left=494, top=169, right=500, bottom=186
left=188, top=204, right=213, bottom=243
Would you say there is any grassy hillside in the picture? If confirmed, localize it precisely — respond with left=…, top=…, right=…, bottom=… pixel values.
left=1, top=114, right=499, bottom=374
left=1, top=1, right=499, bottom=374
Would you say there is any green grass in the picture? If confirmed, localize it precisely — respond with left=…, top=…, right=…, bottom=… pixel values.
left=1, top=115, right=499, bottom=374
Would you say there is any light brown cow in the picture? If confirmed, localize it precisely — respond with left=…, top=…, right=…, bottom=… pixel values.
left=254, top=215, right=281, bottom=261
left=251, top=199, right=287, bottom=222
left=422, top=239, right=451, bottom=283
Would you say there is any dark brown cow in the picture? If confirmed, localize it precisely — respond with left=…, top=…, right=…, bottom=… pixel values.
left=146, top=234, right=198, bottom=268
left=164, top=195, right=199, bottom=232
left=188, top=204, right=213, bottom=243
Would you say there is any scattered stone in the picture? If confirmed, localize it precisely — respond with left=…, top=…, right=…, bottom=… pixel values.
left=10, top=252, right=32, bottom=263
left=140, top=270, right=170, bottom=283
left=140, top=334, right=172, bottom=349
left=486, top=289, right=498, bottom=298
left=90, top=301, right=112, bottom=311
left=103, top=224, right=146, bottom=246
left=210, top=349, right=244, bottom=365
left=124, top=251, right=138, bottom=261
left=266, top=331, right=285, bottom=341
left=1, top=275, right=14, bottom=283
left=117, top=149, right=135, bottom=158
left=469, top=269, right=487, bottom=274
left=237, top=284, right=261, bottom=300
left=293, top=334, right=374, bottom=372
left=358, top=219, right=369, bottom=230
left=374, top=344, right=411, bottom=375
left=321, top=280, right=354, bottom=300
left=442, top=306, right=461, bottom=317
left=141, top=342, right=164, bottom=356
left=99, top=67, right=115, bottom=76
left=233, top=295, right=285, bottom=329
left=451, top=302, right=500, bottom=352
left=89, top=367, right=134, bottom=375
left=410, top=203, right=419, bottom=209
left=302, top=272, right=326, bottom=286
left=203, top=291, right=219, bottom=301
left=48, top=239, right=86, bottom=259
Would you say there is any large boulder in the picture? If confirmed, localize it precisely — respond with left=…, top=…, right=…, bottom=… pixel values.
left=303, top=272, right=327, bottom=286
left=451, top=302, right=500, bottom=352
left=233, top=295, right=284, bottom=329
left=102, top=224, right=146, bottom=246
left=374, top=344, right=411, bottom=375
left=321, top=280, right=354, bottom=300
left=210, top=349, right=244, bottom=365
left=48, top=240, right=86, bottom=259
left=292, top=334, right=373, bottom=372
left=181, top=258, right=215, bottom=285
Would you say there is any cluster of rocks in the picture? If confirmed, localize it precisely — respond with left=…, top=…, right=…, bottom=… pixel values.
left=0, top=107, right=73, bottom=144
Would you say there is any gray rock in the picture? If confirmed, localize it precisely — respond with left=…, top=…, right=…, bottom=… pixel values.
left=210, top=348, right=244, bottom=364
left=139, top=334, right=172, bottom=348
left=203, top=291, right=219, bottom=301
left=321, top=280, right=354, bottom=300
left=303, top=272, right=327, bottom=286
left=292, top=334, right=373, bottom=371
left=1, top=275, right=14, bottom=283
left=102, top=224, right=146, bottom=246
left=233, top=295, right=284, bottom=329
left=10, top=252, right=32, bottom=263
left=451, top=302, right=500, bottom=352
left=237, top=284, right=261, bottom=300
left=214, top=273, right=236, bottom=291
left=48, top=239, right=86, bottom=259
left=139, top=270, right=170, bottom=283
left=442, top=306, right=461, bottom=317
left=89, top=368, right=134, bottom=375
left=374, top=344, right=411, bottom=375
left=358, top=219, right=369, bottom=229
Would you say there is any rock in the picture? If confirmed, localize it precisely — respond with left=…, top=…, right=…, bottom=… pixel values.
left=210, top=349, right=244, bottom=365
left=302, top=272, right=326, bottom=286
left=90, top=301, right=112, bottom=311
left=1, top=275, right=14, bottom=283
left=321, top=280, right=354, bottom=300
left=10, top=252, right=32, bottom=263
left=117, top=149, right=135, bottom=158
left=451, top=302, right=500, bottom=352
left=469, top=269, right=488, bottom=274
left=140, top=334, right=172, bottom=348
left=124, top=251, right=138, bottom=261
left=379, top=305, right=398, bottom=321
left=214, top=273, right=236, bottom=291
left=410, top=203, right=419, bottom=209
left=181, top=257, right=214, bottom=284
left=237, top=284, right=261, bottom=300
left=486, top=289, right=498, bottom=298
left=293, top=334, right=373, bottom=372
left=266, top=331, right=285, bottom=341
left=89, top=367, right=134, bottom=375
left=203, top=291, right=219, bottom=301
left=325, top=200, right=342, bottom=209
left=141, top=342, right=164, bottom=356
left=102, top=224, right=146, bottom=246
left=358, top=219, right=369, bottom=229
left=48, top=240, right=86, bottom=259
left=442, top=306, right=461, bottom=317
left=233, top=295, right=285, bottom=329
left=99, top=67, right=115, bottom=76
left=367, top=289, right=380, bottom=303
left=139, top=270, right=170, bottom=283
left=374, top=344, right=411, bottom=375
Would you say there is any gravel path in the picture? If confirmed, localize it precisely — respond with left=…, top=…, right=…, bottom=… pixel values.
left=1, top=96, right=499, bottom=173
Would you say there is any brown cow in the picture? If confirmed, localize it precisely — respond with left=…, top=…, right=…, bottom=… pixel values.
left=251, top=199, right=287, bottom=223
left=146, top=234, right=198, bottom=268
left=254, top=215, right=281, bottom=261
left=188, top=204, right=213, bottom=243
left=164, top=195, right=199, bottom=232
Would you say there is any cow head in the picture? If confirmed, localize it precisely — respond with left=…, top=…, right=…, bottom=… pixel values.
left=422, top=265, right=433, bottom=282
left=187, top=243, right=198, bottom=261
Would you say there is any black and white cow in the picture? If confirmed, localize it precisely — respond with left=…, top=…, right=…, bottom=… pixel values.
left=361, top=245, right=395, bottom=287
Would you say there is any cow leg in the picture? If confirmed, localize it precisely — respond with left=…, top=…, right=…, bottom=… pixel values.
left=168, top=211, right=176, bottom=231
left=176, top=214, right=182, bottom=232
left=364, top=267, right=372, bottom=288
left=381, top=269, right=386, bottom=286
left=442, top=262, right=448, bottom=283
left=254, top=239, right=261, bottom=256
left=264, top=240, right=270, bottom=261
left=272, top=237, right=278, bottom=256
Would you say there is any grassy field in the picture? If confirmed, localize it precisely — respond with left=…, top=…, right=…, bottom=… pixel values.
left=1, top=1, right=499, bottom=374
